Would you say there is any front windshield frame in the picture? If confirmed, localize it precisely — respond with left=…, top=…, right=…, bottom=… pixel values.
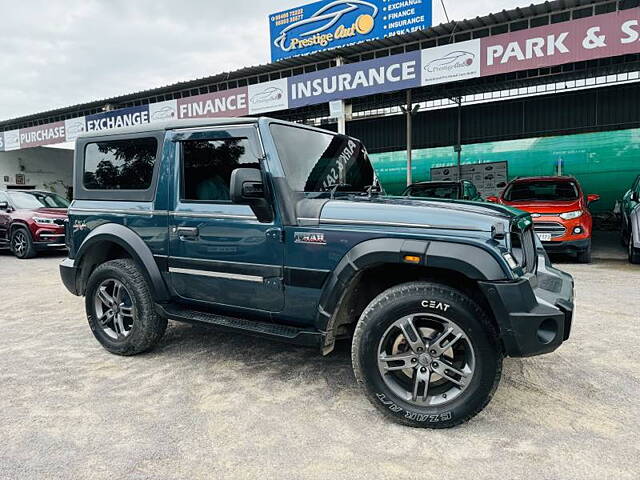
left=8, top=191, right=70, bottom=209
left=503, top=181, right=580, bottom=202
left=269, top=122, right=379, bottom=196
left=407, top=183, right=461, bottom=199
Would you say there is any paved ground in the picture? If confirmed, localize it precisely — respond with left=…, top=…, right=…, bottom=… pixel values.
left=1, top=232, right=639, bottom=480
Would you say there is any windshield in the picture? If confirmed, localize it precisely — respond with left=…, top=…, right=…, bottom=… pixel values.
left=270, top=124, right=376, bottom=195
left=8, top=191, right=70, bottom=209
left=406, top=184, right=460, bottom=199
left=503, top=181, right=579, bottom=202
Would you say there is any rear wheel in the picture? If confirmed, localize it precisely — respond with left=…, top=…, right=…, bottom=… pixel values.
left=629, top=229, right=640, bottom=265
left=352, top=282, right=502, bottom=428
left=85, top=259, right=167, bottom=355
left=11, top=228, right=36, bottom=259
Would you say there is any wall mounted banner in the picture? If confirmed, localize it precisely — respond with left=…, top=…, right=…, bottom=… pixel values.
left=421, top=39, right=482, bottom=85
left=248, top=79, right=289, bottom=115
left=289, top=50, right=421, bottom=108
left=85, top=105, right=150, bottom=132
left=149, top=100, right=178, bottom=123
left=269, top=0, right=432, bottom=62
left=177, top=88, right=249, bottom=119
left=481, top=9, right=640, bottom=76
left=19, top=121, right=66, bottom=149
left=0, top=132, right=4, bottom=152
left=65, top=117, right=86, bottom=142
left=3, top=130, right=20, bottom=151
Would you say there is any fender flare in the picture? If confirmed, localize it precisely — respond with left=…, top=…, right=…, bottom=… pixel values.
left=75, top=223, right=169, bottom=302
left=316, top=237, right=509, bottom=344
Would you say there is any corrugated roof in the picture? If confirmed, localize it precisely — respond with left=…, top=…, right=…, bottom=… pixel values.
left=0, top=0, right=625, bottom=128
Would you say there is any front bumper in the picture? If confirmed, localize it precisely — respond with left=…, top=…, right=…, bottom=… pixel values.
left=60, top=258, right=80, bottom=296
left=540, top=238, right=590, bottom=254
left=479, top=252, right=574, bottom=357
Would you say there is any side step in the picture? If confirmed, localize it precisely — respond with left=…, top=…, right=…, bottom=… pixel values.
left=159, top=304, right=322, bottom=347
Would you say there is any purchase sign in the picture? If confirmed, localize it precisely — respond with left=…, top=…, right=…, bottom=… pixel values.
left=19, top=121, right=66, bottom=148
left=86, top=105, right=150, bottom=132
left=269, top=0, right=432, bottom=62
left=289, top=51, right=421, bottom=108
left=481, top=9, right=640, bottom=76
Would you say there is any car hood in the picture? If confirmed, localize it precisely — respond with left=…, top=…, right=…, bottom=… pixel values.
left=305, top=196, right=530, bottom=233
left=502, top=199, right=582, bottom=214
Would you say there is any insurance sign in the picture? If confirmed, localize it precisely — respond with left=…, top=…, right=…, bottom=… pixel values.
left=269, top=0, right=432, bottom=62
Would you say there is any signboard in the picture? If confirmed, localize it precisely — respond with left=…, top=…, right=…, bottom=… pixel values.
left=269, top=0, right=432, bottom=62
left=3, top=130, right=20, bottom=151
left=481, top=8, right=640, bottom=77
left=289, top=50, right=421, bottom=108
left=430, top=161, right=508, bottom=198
left=421, top=39, right=481, bottom=85
left=19, top=121, right=66, bottom=149
left=86, top=105, right=150, bottom=132
left=0, top=132, right=4, bottom=152
left=177, top=88, right=249, bottom=119
left=3, top=10, right=640, bottom=152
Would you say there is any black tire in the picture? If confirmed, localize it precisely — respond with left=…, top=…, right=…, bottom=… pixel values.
left=352, top=282, right=502, bottom=429
left=10, top=227, right=37, bottom=259
left=629, top=229, right=640, bottom=265
left=576, top=245, right=592, bottom=264
left=85, top=259, right=167, bottom=356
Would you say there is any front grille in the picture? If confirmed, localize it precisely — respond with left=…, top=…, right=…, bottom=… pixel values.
left=510, top=225, right=537, bottom=274
left=533, top=221, right=566, bottom=238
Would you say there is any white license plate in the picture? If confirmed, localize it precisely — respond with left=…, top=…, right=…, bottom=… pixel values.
left=537, top=233, right=552, bottom=242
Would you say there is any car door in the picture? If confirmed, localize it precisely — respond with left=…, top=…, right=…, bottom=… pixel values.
left=167, top=126, right=285, bottom=313
left=0, top=191, right=11, bottom=247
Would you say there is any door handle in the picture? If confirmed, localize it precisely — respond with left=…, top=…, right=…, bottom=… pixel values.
left=176, top=226, right=199, bottom=240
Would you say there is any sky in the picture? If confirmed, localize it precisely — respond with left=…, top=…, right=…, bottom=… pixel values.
left=0, top=0, right=524, bottom=121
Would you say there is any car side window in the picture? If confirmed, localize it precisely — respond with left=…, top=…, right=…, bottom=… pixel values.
left=181, top=138, right=260, bottom=203
left=0, top=191, right=8, bottom=203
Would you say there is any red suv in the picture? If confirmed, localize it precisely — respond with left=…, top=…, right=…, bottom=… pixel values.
left=488, top=176, right=600, bottom=263
left=0, top=190, right=69, bottom=259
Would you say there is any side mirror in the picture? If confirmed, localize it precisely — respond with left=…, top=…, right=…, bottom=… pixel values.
left=587, top=194, right=601, bottom=204
left=230, top=168, right=273, bottom=223
left=0, top=201, right=10, bottom=211
left=632, top=191, right=640, bottom=202
left=486, top=196, right=499, bottom=203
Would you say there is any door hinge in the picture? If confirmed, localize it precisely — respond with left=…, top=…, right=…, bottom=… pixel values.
left=266, top=228, right=284, bottom=243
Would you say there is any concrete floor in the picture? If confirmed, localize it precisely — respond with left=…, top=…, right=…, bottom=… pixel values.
left=0, top=234, right=639, bottom=480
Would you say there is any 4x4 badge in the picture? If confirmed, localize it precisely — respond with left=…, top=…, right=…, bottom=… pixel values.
left=294, top=232, right=326, bottom=245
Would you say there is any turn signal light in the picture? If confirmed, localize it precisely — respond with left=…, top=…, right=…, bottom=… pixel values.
left=404, top=255, right=421, bottom=264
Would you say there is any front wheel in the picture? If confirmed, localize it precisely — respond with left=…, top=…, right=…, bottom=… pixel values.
left=85, top=259, right=167, bottom=355
left=352, top=282, right=502, bottom=428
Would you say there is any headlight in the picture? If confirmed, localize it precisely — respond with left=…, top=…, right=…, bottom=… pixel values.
left=32, top=216, right=56, bottom=225
left=559, top=210, right=583, bottom=220
left=503, top=252, right=519, bottom=270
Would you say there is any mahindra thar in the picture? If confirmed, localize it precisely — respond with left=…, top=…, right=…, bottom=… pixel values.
left=60, top=117, right=574, bottom=428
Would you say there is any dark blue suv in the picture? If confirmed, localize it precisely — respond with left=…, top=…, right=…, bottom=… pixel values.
left=60, top=117, right=574, bottom=428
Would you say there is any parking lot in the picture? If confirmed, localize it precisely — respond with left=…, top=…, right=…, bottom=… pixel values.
left=0, top=232, right=639, bottom=480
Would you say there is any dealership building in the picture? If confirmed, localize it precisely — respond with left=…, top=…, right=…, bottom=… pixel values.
left=1, top=0, right=639, bottom=212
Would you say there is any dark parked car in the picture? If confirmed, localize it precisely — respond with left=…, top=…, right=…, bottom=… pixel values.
left=0, top=190, right=68, bottom=258
left=402, top=180, right=482, bottom=201
left=60, top=117, right=574, bottom=428
left=620, top=174, right=640, bottom=264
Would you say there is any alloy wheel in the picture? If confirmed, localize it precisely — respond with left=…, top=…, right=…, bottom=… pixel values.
left=94, top=279, right=135, bottom=340
left=12, top=231, right=28, bottom=257
left=377, top=313, right=475, bottom=407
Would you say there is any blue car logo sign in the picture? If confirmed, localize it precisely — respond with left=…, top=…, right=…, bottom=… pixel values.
left=273, top=0, right=379, bottom=55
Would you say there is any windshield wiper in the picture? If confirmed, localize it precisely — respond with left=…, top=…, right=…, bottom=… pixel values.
left=326, top=183, right=353, bottom=199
